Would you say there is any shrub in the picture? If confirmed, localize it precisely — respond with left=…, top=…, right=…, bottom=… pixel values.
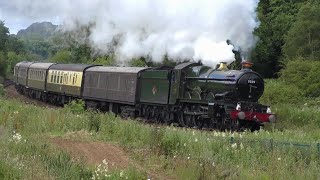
left=260, top=80, right=303, bottom=105
left=0, top=84, right=5, bottom=96
left=88, top=111, right=101, bottom=132
left=280, top=59, right=320, bottom=97
left=64, top=100, right=85, bottom=114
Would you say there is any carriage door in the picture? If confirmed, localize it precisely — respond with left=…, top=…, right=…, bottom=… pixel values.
left=169, top=70, right=181, bottom=104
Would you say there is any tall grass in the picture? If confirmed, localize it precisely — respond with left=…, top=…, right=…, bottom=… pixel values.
left=0, top=97, right=319, bottom=179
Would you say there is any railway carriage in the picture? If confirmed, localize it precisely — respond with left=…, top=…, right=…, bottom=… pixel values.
left=27, top=63, right=55, bottom=100
left=13, top=61, right=24, bottom=84
left=83, top=66, right=149, bottom=113
left=15, top=61, right=34, bottom=94
left=46, top=64, right=95, bottom=104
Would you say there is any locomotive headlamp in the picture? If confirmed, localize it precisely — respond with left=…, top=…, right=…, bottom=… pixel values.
left=267, top=106, right=272, bottom=113
left=236, top=102, right=241, bottom=111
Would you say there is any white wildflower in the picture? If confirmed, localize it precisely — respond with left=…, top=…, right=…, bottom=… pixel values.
left=120, top=170, right=124, bottom=177
left=194, top=138, right=198, bottom=142
left=239, top=134, right=243, bottom=138
left=278, top=157, right=281, bottom=161
left=212, top=162, right=215, bottom=167
left=187, top=156, right=190, bottom=160
left=192, top=131, right=195, bottom=136
left=12, top=132, right=22, bottom=143
left=240, top=143, right=244, bottom=150
left=231, top=143, right=237, bottom=149
left=183, top=143, right=187, bottom=147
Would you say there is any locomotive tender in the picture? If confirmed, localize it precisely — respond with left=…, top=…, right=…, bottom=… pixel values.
left=14, top=61, right=276, bottom=131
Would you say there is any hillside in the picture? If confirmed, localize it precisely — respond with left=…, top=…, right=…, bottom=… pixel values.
left=17, top=22, right=59, bottom=40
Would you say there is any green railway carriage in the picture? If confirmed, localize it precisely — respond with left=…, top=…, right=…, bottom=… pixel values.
left=47, top=64, right=95, bottom=97
left=17, top=61, right=34, bottom=87
left=28, top=63, right=55, bottom=91
left=83, top=66, right=149, bottom=106
left=14, top=61, right=24, bottom=84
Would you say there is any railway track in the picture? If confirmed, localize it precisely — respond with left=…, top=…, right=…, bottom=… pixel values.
left=1, top=79, right=14, bottom=88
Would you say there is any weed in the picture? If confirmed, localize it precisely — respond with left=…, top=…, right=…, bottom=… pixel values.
left=64, top=99, right=85, bottom=114
left=0, top=84, right=5, bottom=96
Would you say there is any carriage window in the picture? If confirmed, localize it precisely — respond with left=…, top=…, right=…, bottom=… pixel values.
left=51, top=72, right=54, bottom=82
left=53, top=71, right=56, bottom=83
left=66, top=73, right=69, bottom=84
left=60, top=72, right=63, bottom=84
left=72, top=74, right=75, bottom=85
left=57, top=72, right=61, bottom=84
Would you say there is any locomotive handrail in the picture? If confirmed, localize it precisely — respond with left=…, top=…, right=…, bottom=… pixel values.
left=185, top=77, right=236, bottom=82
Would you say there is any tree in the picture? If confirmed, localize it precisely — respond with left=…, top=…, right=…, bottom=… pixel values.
left=5, top=35, right=26, bottom=54
left=251, top=0, right=306, bottom=78
left=50, top=50, right=73, bottom=63
left=89, top=55, right=116, bottom=66
left=0, top=21, right=9, bottom=51
left=0, top=51, right=7, bottom=77
left=283, top=1, right=320, bottom=60
left=0, top=21, right=9, bottom=77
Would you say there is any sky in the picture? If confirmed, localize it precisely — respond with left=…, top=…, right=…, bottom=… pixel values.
left=0, top=0, right=259, bottom=66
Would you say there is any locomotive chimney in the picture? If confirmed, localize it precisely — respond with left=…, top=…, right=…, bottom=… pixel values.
left=218, top=62, right=228, bottom=71
left=241, top=60, right=253, bottom=70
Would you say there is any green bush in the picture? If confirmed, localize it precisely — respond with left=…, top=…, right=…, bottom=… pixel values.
left=88, top=111, right=101, bottom=132
left=260, top=80, right=303, bottom=105
left=280, top=59, right=320, bottom=97
left=64, top=99, right=85, bottom=114
left=0, top=84, right=5, bottom=96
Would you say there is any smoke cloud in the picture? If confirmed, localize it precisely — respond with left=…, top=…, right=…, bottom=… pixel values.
left=0, top=0, right=259, bottom=66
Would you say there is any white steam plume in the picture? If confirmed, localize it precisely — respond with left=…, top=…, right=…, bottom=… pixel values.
left=1, top=0, right=259, bottom=66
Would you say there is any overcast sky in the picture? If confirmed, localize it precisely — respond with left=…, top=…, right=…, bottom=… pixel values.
left=0, top=1, right=61, bottom=34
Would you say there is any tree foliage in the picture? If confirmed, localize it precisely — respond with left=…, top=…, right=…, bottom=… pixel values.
left=0, top=21, right=9, bottom=52
left=49, top=50, right=73, bottom=63
left=252, top=0, right=305, bottom=78
left=283, top=1, right=320, bottom=60
left=0, top=21, right=9, bottom=77
left=280, top=59, right=320, bottom=97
